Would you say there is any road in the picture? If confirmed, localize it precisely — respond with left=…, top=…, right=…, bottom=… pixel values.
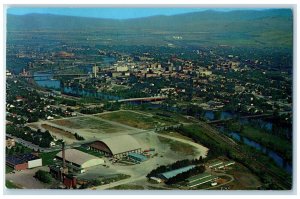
left=205, top=173, right=234, bottom=190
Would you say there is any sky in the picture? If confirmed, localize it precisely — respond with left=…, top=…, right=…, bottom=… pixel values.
left=6, top=7, right=268, bottom=19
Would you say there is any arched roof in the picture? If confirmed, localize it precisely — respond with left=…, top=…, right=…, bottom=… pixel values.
left=56, top=149, right=104, bottom=167
left=98, top=135, right=141, bottom=155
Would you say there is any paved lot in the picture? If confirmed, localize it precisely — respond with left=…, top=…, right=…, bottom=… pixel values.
left=6, top=166, right=54, bottom=189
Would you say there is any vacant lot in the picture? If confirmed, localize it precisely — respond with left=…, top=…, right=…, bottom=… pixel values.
left=226, top=163, right=262, bottom=190
left=97, top=110, right=176, bottom=129
left=6, top=166, right=55, bottom=189
left=158, top=136, right=197, bottom=156
left=48, top=115, right=140, bottom=141
left=51, top=117, right=129, bottom=134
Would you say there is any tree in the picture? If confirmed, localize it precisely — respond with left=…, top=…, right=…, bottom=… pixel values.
left=20, top=146, right=25, bottom=154
left=15, top=146, right=20, bottom=153
left=35, top=170, right=52, bottom=183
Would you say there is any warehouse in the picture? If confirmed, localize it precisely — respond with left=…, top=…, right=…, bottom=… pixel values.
left=56, top=149, right=104, bottom=171
left=89, top=135, right=142, bottom=158
left=158, top=165, right=196, bottom=181
left=6, top=153, right=42, bottom=170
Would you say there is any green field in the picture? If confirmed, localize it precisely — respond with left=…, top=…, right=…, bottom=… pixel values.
left=240, top=125, right=292, bottom=161
left=40, top=150, right=60, bottom=166
left=6, top=180, right=21, bottom=189
left=97, top=110, right=177, bottom=129
left=109, top=184, right=145, bottom=190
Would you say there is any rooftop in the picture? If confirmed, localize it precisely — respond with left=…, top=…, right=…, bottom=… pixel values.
left=128, top=152, right=147, bottom=161
left=6, top=153, right=40, bottom=165
left=160, top=165, right=195, bottom=180
left=96, top=135, right=141, bottom=155
left=187, top=172, right=212, bottom=183
left=188, top=175, right=218, bottom=187
left=56, top=148, right=102, bottom=166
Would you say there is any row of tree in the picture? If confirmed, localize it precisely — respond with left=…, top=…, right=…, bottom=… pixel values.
left=165, top=165, right=205, bottom=185
left=6, top=125, right=54, bottom=148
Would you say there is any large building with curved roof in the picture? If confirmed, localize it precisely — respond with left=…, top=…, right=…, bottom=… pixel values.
left=89, top=135, right=142, bottom=158
left=56, top=149, right=104, bottom=169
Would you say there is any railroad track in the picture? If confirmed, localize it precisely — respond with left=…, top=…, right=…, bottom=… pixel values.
left=195, top=121, right=292, bottom=190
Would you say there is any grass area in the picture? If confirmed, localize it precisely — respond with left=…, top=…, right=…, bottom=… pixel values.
left=51, top=116, right=126, bottom=133
left=5, top=180, right=22, bottom=189
left=140, top=109, right=193, bottom=123
left=40, top=150, right=60, bottom=166
left=240, top=125, right=292, bottom=161
left=6, top=165, right=14, bottom=174
left=109, top=184, right=145, bottom=190
left=75, top=147, right=103, bottom=158
left=98, top=110, right=176, bottom=129
left=82, top=174, right=131, bottom=189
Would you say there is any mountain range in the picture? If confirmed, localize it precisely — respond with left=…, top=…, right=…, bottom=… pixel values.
left=6, top=9, right=293, bottom=47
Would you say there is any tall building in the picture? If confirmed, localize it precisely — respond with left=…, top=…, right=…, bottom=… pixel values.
left=92, top=65, right=98, bottom=78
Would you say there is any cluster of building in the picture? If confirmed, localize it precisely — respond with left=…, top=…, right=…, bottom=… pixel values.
left=6, top=153, right=42, bottom=171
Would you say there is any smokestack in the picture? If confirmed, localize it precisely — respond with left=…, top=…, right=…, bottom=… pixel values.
left=62, top=141, right=66, bottom=169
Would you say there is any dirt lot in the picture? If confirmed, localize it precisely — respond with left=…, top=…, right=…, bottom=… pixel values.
left=41, top=124, right=76, bottom=139
left=225, top=163, right=262, bottom=190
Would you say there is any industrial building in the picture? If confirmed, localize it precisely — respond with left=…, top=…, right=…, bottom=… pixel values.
left=158, top=165, right=196, bottom=181
left=128, top=152, right=147, bottom=162
left=55, top=149, right=104, bottom=172
left=89, top=135, right=142, bottom=158
left=6, top=153, right=42, bottom=170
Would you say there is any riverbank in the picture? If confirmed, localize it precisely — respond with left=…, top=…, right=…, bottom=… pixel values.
left=225, top=121, right=292, bottom=162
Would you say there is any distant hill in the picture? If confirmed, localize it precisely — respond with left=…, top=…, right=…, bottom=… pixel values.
left=6, top=9, right=293, bottom=47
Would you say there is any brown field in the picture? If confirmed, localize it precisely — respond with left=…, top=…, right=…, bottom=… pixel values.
left=41, top=124, right=76, bottom=139
left=50, top=119, right=82, bottom=129
left=226, top=163, right=262, bottom=190
left=161, top=131, right=194, bottom=142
